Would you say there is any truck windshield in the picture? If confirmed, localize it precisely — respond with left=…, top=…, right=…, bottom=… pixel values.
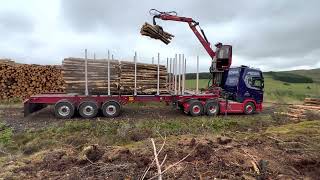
left=244, top=71, right=264, bottom=90
left=225, top=68, right=240, bottom=86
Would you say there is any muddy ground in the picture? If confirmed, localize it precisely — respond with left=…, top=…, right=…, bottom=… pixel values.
left=0, top=103, right=319, bottom=179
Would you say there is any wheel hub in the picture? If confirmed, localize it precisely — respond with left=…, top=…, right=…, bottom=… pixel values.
left=106, top=105, right=116, bottom=115
left=208, top=105, right=217, bottom=114
left=83, top=105, right=94, bottom=116
left=192, top=105, right=201, bottom=114
left=58, top=105, right=70, bottom=116
left=246, top=105, right=253, bottom=113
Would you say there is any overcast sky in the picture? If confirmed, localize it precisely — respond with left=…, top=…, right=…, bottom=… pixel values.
left=1, top=0, right=320, bottom=72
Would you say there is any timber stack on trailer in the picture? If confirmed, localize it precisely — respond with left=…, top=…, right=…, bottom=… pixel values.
left=62, top=58, right=120, bottom=94
left=119, top=61, right=167, bottom=94
left=0, top=61, right=64, bottom=100
left=62, top=58, right=168, bottom=95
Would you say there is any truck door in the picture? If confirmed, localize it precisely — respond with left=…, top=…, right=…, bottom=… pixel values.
left=241, top=70, right=264, bottom=103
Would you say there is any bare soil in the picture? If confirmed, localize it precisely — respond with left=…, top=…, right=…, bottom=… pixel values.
left=4, top=136, right=320, bottom=179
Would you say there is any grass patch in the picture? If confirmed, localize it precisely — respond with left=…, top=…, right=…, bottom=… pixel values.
left=2, top=114, right=277, bottom=155
left=0, top=122, right=13, bottom=146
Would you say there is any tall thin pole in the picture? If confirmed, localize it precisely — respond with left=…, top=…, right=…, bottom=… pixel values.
left=169, top=58, right=172, bottom=92
left=181, top=54, right=184, bottom=95
left=93, top=53, right=96, bottom=60
left=85, top=49, right=88, bottom=96
left=107, top=50, right=110, bottom=59
left=152, top=57, right=154, bottom=64
left=196, top=55, right=199, bottom=95
left=166, top=58, right=168, bottom=87
left=107, top=52, right=111, bottom=96
left=174, top=54, right=177, bottom=95
left=182, top=57, right=186, bottom=95
left=134, top=52, right=137, bottom=96
left=178, top=54, right=181, bottom=95
left=157, top=53, right=160, bottom=95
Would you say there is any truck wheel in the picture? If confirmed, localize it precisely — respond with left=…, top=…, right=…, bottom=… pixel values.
left=189, top=101, right=203, bottom=116
left=101, top=101, right=121, bottom=118
left=244, top=102, right=255, bottom=115
left=54, top=100, right=75, bottom=119
left=205, top=101, right=219, bottom=116
left=79, top=101, right=98, bottom=118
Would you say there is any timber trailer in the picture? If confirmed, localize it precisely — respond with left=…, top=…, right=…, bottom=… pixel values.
left=24, top=10, right=264, bottom=119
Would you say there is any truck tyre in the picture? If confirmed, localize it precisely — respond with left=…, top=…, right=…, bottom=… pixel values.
left=54, top=100, right=75, bottom=119
left=78, top=101, right=98, bottom=118
left=205, top=101, right=219, bottom=116
left=244, top=102, right=255, bottom=115
left=189, top=101, right=204, bottom=116
left=101, top=101, right=121, bottom=118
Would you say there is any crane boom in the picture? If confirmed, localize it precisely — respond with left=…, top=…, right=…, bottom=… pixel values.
left=147, top=10, right=233, bottom=88
left=153, top=13, right=216, bottom=59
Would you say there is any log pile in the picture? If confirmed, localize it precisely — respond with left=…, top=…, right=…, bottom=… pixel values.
left=140, top=22, right=174, bottom=44
left=304, top=98, right=320, bottom=106
left=62, top=58, right=119, bottom=94
left=119, top=61, right=167, bottom=94
left=0, top=62, right=64, bottom=100
left=275, top=98, right=320, bottom=121
left=62, top=58, right=168, bottom=95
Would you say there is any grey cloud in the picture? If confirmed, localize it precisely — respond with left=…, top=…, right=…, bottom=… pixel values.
left=1, top=0, right=320, bottom=71
left=0, top=11, right=34, bottom=34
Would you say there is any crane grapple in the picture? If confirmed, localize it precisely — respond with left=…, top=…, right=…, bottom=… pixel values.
left=140, top=22, right=174, bottom=44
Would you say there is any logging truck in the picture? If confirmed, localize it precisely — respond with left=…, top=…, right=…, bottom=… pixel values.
left=24, top=10, right=264, bottom=118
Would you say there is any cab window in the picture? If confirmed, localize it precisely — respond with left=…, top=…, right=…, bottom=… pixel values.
left=245, top=71, right=264, bottom=90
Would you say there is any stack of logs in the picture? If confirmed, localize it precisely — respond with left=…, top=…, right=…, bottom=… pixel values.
left=119, top=61, right=167, bottom=94
left=62, top=58, right=119, bottom=95
left=62, top=58, right=168, bottom=95
left=276, top=98, right=320, bottom=120
left=140, top=22, right=174, bottom=44
left=0, top=62, right=64, bottom=100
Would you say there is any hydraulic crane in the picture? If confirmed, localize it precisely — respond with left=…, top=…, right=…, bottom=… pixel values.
left=148, top=9, right=233, bottom=88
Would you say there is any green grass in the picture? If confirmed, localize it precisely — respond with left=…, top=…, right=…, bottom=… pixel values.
left=2, top=114, right=277, bottom=155
left=185, top=77, right=320, bottom=103
left=0, top=122, right=13, bottom=146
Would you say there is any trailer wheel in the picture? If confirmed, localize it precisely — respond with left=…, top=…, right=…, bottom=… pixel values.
left=244, top=102, right=255, bottom=115
left=205, top=101, right=219, bottom=116
left=102, top=101, right=121, bottom=118
left=79, top=101, right=98, bottom=118
left=189, top=101, right=203, bottom=116
left=54, top=100, right=75, bottom=119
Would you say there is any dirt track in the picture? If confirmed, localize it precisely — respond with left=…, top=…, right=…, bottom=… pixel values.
left=0, top=104, right=183, bottom=132
left=0, top=103, right=276, bottom=133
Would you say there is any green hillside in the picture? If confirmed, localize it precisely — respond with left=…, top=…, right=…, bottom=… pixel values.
left=283, top=68, right=320, bottom=83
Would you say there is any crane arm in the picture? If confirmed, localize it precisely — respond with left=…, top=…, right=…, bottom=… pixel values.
left=153, top=13, right=216, bottom=59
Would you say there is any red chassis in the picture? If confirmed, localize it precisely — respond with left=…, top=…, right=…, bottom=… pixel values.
left=24, top=93, right=262, bottom=118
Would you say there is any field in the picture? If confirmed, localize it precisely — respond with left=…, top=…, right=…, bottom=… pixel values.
left=0, top=69, right=320, bottom=179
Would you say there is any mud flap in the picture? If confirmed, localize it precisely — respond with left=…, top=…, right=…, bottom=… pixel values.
left=24, top=101, right=47, bottom=117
